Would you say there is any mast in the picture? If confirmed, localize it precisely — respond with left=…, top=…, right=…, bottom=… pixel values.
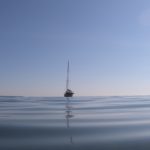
left=66, top=60, right=69, bottom=90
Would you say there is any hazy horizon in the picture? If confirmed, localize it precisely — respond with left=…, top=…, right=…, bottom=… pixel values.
left=1, top=0, right=150, bottom=96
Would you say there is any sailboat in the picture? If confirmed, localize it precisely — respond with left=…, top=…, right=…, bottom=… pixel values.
left=64, top=61, right=74, bottom=97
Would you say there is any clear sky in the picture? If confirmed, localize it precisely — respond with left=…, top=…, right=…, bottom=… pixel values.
left=1, top=0, right=150, bottom=96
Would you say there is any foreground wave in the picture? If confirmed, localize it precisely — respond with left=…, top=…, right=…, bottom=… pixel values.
left=1, top=96, right=150, bottom=150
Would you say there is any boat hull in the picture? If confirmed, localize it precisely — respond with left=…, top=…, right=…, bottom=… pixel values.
left=64, top=91, right=74, bottom=97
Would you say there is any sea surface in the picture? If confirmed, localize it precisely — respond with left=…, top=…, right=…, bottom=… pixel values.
left=1, top=96, right=150, bottom=150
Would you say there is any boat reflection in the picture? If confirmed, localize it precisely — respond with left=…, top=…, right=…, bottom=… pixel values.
left=65, top=97, right=74, bottom=144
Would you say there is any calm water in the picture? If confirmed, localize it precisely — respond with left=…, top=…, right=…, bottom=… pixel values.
left=1, top=96, right=150, bottom=150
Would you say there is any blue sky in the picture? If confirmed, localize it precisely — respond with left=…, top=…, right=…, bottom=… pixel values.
left=1, top=0, right=150, bottom=96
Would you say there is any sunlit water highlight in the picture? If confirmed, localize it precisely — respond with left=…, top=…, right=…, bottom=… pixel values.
left=1, top=96, right=150, bottom=150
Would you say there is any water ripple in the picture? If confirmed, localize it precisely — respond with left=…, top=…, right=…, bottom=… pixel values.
left=1, top=96, right=150, bottom=150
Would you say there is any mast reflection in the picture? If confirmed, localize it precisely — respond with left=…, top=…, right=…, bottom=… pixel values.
left=65, top=97, right=74, bottom=144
